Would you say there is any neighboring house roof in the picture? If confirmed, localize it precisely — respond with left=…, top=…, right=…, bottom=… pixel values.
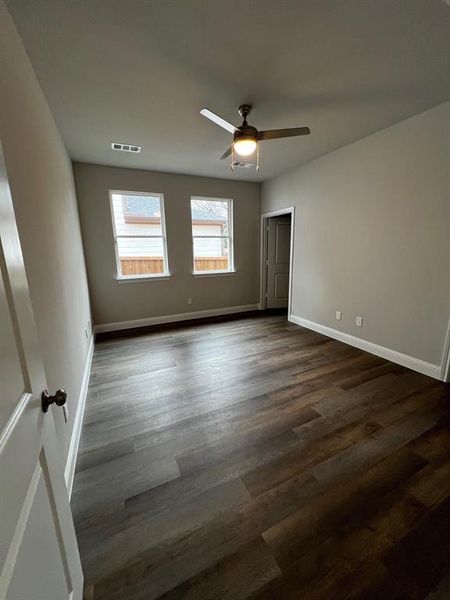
left=123, top=195, right=226, bottom=223
left=123, top=196, right=160, bottom=217
left=192, top=209, right=225, bottom=222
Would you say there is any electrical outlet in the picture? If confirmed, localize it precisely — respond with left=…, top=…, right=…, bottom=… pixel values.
left=84, top=328, right=89, bottom=340
left=187, top=297, right=193, bottom=305
left=356, top=316, right=363, bottom=327
left=335, top=310, right=342, bottom=321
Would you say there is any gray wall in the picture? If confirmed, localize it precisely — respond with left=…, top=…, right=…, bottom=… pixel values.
left=73, top=163, right=261, bottom=326
left=0, top=1, right=92, bottom=459
left=262, top=102, right=450, bottom=367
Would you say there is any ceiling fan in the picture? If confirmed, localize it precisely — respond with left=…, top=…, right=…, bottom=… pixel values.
left=200, top=104, right=310, bottom=167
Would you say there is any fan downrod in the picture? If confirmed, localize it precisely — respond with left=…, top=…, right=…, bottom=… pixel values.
left=238, top=104, right=252, bottom=125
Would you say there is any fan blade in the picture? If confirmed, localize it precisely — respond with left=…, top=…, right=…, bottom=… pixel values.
left=257, top=127, right=310, bottom=140
left=200, top=108, right=237, bottom=134
left=220, top=147, right=232, bottom=160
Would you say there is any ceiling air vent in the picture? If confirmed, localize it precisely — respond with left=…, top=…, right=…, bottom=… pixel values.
left=111, top=142, right=141, bottom=153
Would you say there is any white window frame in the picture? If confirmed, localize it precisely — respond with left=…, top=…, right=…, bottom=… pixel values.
left=109, top=189, right=170, bottom=281
left=190, top=196, right=235, bottom=276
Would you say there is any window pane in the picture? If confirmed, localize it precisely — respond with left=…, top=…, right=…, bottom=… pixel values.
left=111, top=191, right=169, bottom=277
left=117, top=237, right=166, bottom=275
left=191, top=197, right=232, bottom=272
left=193, top=237, right=229, bottom=271
left=117, top=236, right=164, bottom=257
left=112, top=193, right=162, bottom=236
left=191, top=198, right=229, bottom=236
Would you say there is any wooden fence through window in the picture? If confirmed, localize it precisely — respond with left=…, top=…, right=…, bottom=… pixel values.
left=120, top=256, right=228, bottom=275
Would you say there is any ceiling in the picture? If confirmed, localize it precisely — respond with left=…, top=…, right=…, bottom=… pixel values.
left=7, top=0, right=450, bottom=182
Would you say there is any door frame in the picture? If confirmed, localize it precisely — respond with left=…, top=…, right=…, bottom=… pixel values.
left=260, top=207, right=295, bottom=314
left=441, top=317, right=450, bottom=382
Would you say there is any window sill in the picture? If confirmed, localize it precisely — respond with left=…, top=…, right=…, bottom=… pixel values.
left=116, top=274, right=172, bottom=283
left=192, top=270, right=236, bottom=278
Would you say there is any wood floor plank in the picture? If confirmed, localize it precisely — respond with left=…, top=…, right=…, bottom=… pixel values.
left=72, top=448, right=180, bottom=521
left=90, top=475, right=319, bottom=599
left=381, top=497, right=450, bottom=599
left=176, top=406, right=319, bottom=475
left=406, top=421, right=450, bottom=463
left=262, top=446, right=428, bottom=570
left=425, top=572, right=450, bottom=600
left=80, top=477, right=252, bottom=590
left=146, top=537, right=281, bottom=600
left=75, top=438, right=135, bottom=473
left=310, top=412, right=436, bottom=486
left=125, top=429, right=300, bottom=513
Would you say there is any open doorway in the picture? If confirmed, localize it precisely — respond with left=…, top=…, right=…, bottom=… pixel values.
left=260, top=208, right=294, bottom=314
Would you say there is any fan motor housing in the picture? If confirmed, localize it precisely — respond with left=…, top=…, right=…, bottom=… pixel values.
left=233, top=125, right=258, bottom=143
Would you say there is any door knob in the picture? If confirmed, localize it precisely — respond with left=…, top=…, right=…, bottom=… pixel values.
left=42, top=388, right=67, bottom=413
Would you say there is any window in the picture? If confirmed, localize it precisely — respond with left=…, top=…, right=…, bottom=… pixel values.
left=191, top=197, right=234, bottom=273
left=110, top=191, right=169, bottom=279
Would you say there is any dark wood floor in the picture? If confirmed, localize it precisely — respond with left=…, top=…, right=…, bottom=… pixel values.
left=72, top=313, right=450, bottom=600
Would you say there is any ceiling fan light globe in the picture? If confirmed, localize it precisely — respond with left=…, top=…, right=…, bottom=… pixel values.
left=233, top=138, right=257, bottom=156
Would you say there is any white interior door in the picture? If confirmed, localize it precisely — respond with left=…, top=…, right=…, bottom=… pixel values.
left=266, top=216, right=291, bottom=309
left=0, top=142, right=83, bottom=600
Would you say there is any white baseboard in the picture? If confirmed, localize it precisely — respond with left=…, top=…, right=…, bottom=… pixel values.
left=94, top=303, right=260, bottom=334
left=65, top=334, right=95, bottom=497
left=289, top=314, right=442, bottom=380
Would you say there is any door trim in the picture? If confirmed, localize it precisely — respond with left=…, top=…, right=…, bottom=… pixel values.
left=441, top=317, right=450, bottom=382
left=64, top=334, right=95, bottom=497
left=260, top=207, right=295, bottom=315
